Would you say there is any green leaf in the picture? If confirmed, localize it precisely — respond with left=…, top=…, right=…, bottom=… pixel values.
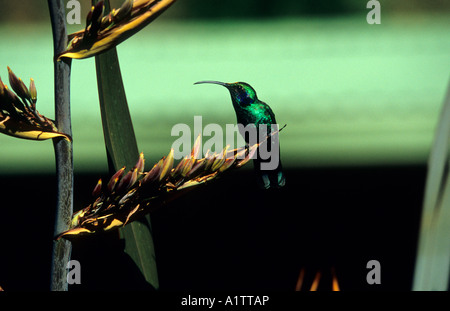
left=413, top=79, right=450, bottom=291
left=94, top=0, right=159, bottom=290
left=95, top=48, right=139, bottom=169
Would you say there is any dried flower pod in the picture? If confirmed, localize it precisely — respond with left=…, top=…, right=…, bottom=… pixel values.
left=191, top=134, right=202, bottom=159
left=117, top=167, right=139, bottom=193
left=114, top=0, right=133, bottom=21
left=29, top=78, right=37, bottom=105
left=107, top=166, right=125, bottom=193
left=159, top=148, right=174, bottom=181
left=92, top=179, right=103, bottom=197
left=7, top=67, right=30, bottom=101
left=181, top=156, right=196, bottom=178
left=219, top=157, right=236, bottom=173
left=136, top=152, right=145, bottom=174
left=186, top=159, right=206, bottom=178
left=211, top=146, right=229, bottom=172
left=171, top=155, right=187, bottom=178
left=236, top=144, right=259, bottom=168
left=142, top=160, right=162, bottom=184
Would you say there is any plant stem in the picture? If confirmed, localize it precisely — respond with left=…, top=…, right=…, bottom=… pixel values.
left=48, top=0, right=73, bottom=291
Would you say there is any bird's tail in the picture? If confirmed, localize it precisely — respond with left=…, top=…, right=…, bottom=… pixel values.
left=250, top=123, right=286, bottom=189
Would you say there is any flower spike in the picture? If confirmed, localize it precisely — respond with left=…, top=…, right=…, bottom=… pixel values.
left=58, top=0, right=176, bottom=60
left=0, top=67, right=71, bottom=141
left=55, top=135, right=277, bottom=239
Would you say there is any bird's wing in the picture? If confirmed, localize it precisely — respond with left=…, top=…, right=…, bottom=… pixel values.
left=259, top=101, right=277, bottom=124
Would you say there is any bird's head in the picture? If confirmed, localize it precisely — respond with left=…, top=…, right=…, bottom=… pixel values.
left=194, top=81, right=258, bottom=107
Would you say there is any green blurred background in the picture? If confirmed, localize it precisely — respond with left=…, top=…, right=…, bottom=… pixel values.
left=0, top=0, right=448, bottom=174
left=1, top=0, right=450, bottom=292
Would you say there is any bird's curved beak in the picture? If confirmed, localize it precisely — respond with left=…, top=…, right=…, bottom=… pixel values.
left=194, top=80, right=229, bottom=87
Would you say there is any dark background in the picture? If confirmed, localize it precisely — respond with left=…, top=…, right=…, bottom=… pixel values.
left=0, top=0, right=448, bottom=23
left=1, top=165, right=424, bottom=291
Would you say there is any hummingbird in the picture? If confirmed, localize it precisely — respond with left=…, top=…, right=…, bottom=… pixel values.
left=194, top=80, right=286, bottom=189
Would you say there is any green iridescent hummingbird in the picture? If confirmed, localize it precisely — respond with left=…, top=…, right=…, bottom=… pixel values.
left=194, top=81, right=286, bottom=189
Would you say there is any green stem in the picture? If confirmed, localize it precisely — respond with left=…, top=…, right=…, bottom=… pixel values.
left=48, top=0, right=73, bottom=291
